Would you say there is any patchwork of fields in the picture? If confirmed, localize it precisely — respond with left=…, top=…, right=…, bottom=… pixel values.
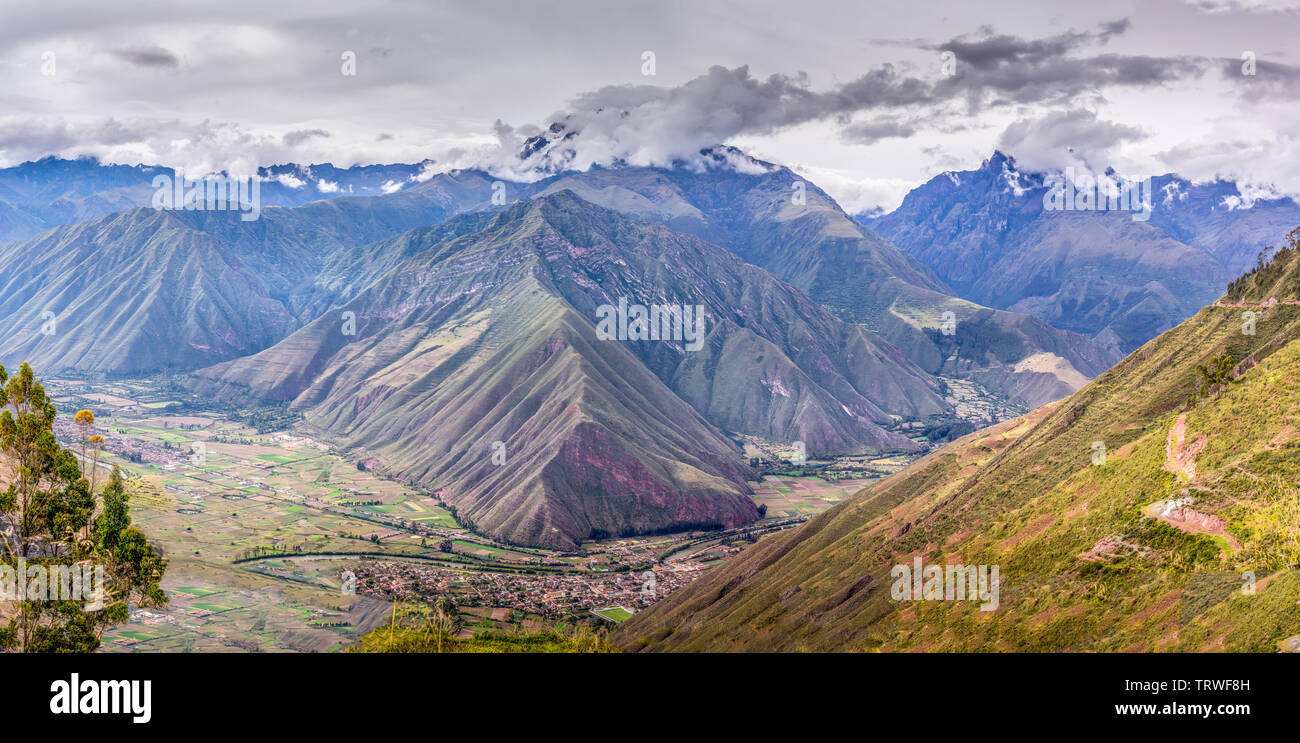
left=44, top=378, right=884, bottom=651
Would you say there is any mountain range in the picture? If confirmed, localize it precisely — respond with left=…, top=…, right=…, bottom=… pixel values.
left=617, top=236, right=1300, bottom=651
left=1, top=149, right=1288, bottom=549
left=0, top=170, right=509, bottom=372
left=0, top=156, right=441, bottom=244
left=198, top=192, right=949, bottom=546
left=868, top=151, right=1300, bottom=354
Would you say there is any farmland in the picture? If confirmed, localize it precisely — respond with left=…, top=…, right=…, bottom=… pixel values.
left=42, top=377, right=885, bottom=651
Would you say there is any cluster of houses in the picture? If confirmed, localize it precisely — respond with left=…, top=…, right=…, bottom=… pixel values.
left=350, top=560, right=709, bottom=618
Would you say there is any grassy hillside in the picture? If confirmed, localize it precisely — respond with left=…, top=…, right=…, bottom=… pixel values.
left=352, top=626, right=617, bottom=653
left=349, top=604, right=618, bottom=653
left=618, top=233, right=1300, bottom=652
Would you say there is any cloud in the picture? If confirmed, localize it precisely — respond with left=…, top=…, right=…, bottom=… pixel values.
left=1185, top=0, right=1300, bottom=13
left=922, top=20, right=1130, bottom=69
left=997, top=109, right=1146, bottom=173
left=1218, top=56, right=1300, bottom=100
left=108, top=46, right=180, bottom=69
left=795, top=165, right=917, bottom=216
left=282, top=128, right=331, bottom=147
left=926, top=23, right=1205, bottom=108
left=2, top=6, right=1288, bottom=209
left=840, top=116, right=918, bottom=144
left=453, top=21, right=1206, bottom=181
left=0, top=116, right=335, bottom=175
left=1154, top=127, right=1300, bottom=201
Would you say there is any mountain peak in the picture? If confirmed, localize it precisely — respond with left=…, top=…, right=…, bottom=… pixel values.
left=980, top=150, right=1018, bottom=173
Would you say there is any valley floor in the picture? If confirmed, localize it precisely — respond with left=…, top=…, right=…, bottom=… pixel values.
left=44, top=376, right=916, bottom=651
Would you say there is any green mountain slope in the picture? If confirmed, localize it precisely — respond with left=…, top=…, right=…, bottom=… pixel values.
left=618, top=231, right=1300, bottom=652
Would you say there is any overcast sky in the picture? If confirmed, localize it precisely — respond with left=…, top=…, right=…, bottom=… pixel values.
left=3, top=0, right=1299, bottom=211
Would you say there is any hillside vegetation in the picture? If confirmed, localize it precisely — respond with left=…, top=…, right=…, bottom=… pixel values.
left=350, top=605, right=617, bottom=653
left=618, top=232, right=1300, bottom=652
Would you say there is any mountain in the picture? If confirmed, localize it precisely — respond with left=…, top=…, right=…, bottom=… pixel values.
left=869, top=152, right=1300, bottom=354
left=195, top=192, right=952, bottom=547
left=530, top=154, right=1121, bottom=410
left=0, top=156, right=447, bottom=244
left=2, top=153, right=1120, bottom=411
left=618, top=229, right=1300, bottom=652
left=0, top=172, right=503, bottom=373
left=1146, top=174, right=1300, bottom=273
left=0, top=151, right=1131, bottom=550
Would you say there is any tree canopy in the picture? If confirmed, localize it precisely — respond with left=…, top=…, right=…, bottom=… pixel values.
left=0, top=362, right=168, bottom=652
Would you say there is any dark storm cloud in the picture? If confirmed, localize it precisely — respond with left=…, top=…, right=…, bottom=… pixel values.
left=926, top=22, right=1205, bottom=107
left=1217, top=56, right=1300, bottom=99
left=924, top=20, right=1129, bottom=69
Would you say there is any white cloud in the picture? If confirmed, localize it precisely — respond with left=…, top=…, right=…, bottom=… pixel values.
left=996, top=109, right=1146, bottom=175
left=2, top=1, right=1298, bottom=207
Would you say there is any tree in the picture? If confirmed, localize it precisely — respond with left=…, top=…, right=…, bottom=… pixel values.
left=0, top=362, right=76, bottom=558
left=88, top=434, right=105, bottom=494
left=96, top=467, right=131, bottom=553
left=0, top=363, right=168, bottom=653
left=73, top=409, right=94, bottom=474
left=1196, top=354, right=1239, bottom=398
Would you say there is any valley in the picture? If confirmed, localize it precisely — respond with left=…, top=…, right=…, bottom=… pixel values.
left=5, top=146, right=1293, bottom=657
left=41, top=376, right=912, bottom=651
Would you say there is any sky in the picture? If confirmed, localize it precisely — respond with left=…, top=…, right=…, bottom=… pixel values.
left=2, top=0, right=1299, bottom=212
